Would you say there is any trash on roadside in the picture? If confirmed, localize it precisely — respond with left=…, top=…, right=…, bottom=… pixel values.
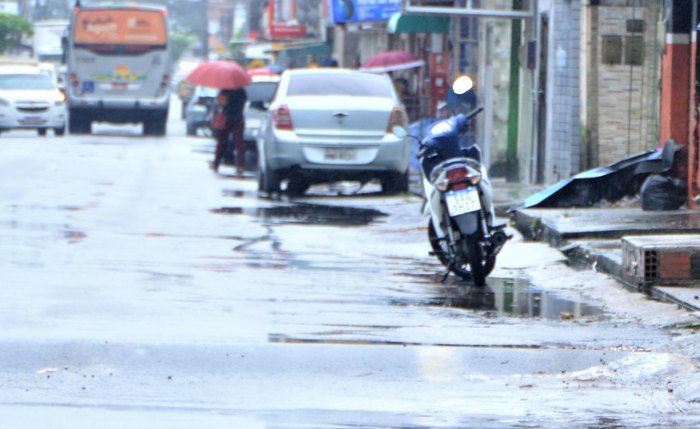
left=639, top=174, right=687, bottom=210
left=514, top=140, right=679, bottom=210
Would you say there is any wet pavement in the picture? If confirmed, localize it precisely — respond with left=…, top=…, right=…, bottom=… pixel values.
left=1, top=116, right=700, bottom=427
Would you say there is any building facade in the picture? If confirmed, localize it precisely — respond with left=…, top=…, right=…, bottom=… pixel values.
left=581, top=0, right=662, bottom=169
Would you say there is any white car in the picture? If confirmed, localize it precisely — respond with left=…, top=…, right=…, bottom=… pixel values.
left=0, top=65, right=66, bottom=136
left=256, top=68, right=410, bottom=195
left=244, top=75, right=280, bottom=146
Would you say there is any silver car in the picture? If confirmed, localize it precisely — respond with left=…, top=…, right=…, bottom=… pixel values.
left=256, top=68, right=410, bottom=195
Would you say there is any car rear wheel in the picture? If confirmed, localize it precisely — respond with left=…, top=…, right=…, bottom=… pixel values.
left=258, top=163, right=281, bottom=195
left=37, top=128, right=47, bottom=136
left=286, top=176, right=310, bottom=196
left=381, top=170, right=409, bottom=194
left=54, top=127, right=65, bottom=136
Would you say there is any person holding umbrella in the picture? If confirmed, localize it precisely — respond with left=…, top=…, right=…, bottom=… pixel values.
left=185, top=60, right=251, bottom=174
left=212, top=88, right=247, bottom=174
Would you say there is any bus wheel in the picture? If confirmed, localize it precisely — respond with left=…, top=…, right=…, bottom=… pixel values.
left=143, top=112, right=167, bottom=136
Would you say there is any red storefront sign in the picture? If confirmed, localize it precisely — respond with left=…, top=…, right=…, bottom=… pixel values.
left=269, top=23, right=306, bottom=39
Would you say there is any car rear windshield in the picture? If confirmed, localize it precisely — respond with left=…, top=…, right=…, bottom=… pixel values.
left=246, top=82, right=278, bottom=102
left=287, top=73, right=392, bottom=97
left=0, top=74, right=55, bottom=90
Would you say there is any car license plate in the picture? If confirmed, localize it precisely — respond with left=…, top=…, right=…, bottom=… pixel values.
left=324, top=148, right=356, bottom=161
left=22, top=116, right=44, bottom=124
left=446, top=188, right=480, bottom=216
left=112, top=82, right=128, bottom=90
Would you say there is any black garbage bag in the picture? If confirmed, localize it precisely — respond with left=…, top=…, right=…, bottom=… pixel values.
left=639, top=174, right=687, bottom=210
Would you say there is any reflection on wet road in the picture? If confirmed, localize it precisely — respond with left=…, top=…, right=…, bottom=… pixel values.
left=394, top=277, right=602, bottom=321
left=211, top=202, right=387, bottom=226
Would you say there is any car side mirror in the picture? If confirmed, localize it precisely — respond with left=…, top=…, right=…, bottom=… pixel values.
left=392, top=125, right=408, bottom=138
left=250, top=101, right=267, bottom=111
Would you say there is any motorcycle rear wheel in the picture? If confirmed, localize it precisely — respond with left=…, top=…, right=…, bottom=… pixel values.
left=464, top=234, right=486, bottom=286
left=427, top=220, right=495, bottom=285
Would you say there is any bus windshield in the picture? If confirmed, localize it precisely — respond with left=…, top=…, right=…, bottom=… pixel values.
left=73, top=9, right=166, bottom=45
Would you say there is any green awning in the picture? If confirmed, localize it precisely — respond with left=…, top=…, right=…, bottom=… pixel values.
left=278, top=43, right=331, bottom=56
left=387, top=13, right=450, bottom=34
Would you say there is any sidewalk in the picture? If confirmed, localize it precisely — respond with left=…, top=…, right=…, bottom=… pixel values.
left=510, top=204, right=700, bottom=311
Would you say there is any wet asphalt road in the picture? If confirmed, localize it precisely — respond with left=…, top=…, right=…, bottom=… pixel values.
left=1, top=115, right=700, bottom=428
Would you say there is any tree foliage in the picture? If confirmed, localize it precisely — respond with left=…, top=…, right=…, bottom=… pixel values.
left=0, top=14, right=32, bottom=54
left=170, top=31, right=198, bottom=63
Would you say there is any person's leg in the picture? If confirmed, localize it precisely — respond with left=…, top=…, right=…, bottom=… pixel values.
left=212, top=130, right=226, bottom=172
left=233, top=120, right=245, bottom=174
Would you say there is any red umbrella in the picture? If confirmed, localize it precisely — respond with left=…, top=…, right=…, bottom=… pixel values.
left=359, top=50, right=425, bottom=73
left=186, top=60, right=251, bottom=89
left=248, top=67, right=279, bottom=77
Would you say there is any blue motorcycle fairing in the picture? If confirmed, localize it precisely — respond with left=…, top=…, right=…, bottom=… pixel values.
left=420, top=114, right=481, bottom=177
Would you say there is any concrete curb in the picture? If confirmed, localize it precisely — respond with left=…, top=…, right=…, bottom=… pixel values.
left=512, top=207, right=700, bottom=312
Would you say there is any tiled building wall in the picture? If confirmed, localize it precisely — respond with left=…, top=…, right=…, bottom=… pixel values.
left=544, top=0, right=582, bottom=182
left=589, top=2, right=661, bottom=166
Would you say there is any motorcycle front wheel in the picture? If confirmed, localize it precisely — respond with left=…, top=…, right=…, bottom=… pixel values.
left=428, top=220, right=495, bottom=285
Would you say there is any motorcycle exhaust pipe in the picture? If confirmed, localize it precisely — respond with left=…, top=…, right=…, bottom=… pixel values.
left=489, top=230, right=511, bottom=255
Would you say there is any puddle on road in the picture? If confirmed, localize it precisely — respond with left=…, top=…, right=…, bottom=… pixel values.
left=211, top=203, right=387, bottom=226
left=222, top=189, right=251, bottom=198
left=397, top=277, right=603, bottom=321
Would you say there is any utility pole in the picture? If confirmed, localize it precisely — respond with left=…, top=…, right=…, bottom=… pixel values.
left=202, top=0, right=209, bottom=60
left=506, top=0, right=522, bottom=182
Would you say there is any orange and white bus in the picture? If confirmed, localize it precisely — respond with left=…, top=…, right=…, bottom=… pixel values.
left=64, top=3, right=171, bottom=135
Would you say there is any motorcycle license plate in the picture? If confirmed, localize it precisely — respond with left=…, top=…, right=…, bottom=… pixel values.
left=446, top=188, right=480, bottom=216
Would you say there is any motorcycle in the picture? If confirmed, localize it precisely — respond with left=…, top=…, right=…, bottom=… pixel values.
left=416, top=77, right=510, bottom=285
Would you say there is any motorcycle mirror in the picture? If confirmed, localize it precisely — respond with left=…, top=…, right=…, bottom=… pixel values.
left=392, top=125, right=408, bottom=139
left=453, top=75, right=473, bottom=95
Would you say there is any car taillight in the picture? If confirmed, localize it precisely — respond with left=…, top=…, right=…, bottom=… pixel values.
left=70, top=73, right=78, bottom=88
left=160, top=74, right=170, bottom=89
left=387, top=107, right=407, bottom=132
left=273, top=105, right=293, bottom=130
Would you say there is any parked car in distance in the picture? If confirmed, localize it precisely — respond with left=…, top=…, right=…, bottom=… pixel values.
left=244, top=75, right=280, bottom=157
left=256, top=68, right=410, bottom=196
left=185, top=85, right=217, bottom=136
left=0, top=65, right=66, bottom=136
